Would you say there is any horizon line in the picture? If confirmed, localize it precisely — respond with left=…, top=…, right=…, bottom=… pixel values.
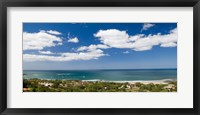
left=23, top=68, right=177, bottom=71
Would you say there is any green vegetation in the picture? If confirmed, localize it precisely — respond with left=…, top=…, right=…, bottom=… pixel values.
left=23, top=79, right=177, bottom=92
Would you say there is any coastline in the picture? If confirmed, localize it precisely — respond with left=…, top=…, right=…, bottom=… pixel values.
left=82, top=79, right=176, bottom=84
left=23, top=78, right=177, bottom=92
left=23, top=69, right=177, bottom=83
left=24, top=77, right=176, bottom=85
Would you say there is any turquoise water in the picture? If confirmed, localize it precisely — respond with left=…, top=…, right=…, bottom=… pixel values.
left=23, top=69, right=177, bottom=81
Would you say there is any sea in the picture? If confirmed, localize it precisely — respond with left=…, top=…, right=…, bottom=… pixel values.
left=23, top=69, right=177, bottom=81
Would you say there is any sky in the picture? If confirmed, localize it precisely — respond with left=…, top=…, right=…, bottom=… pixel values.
left=23, top=23, right=177, bottom=70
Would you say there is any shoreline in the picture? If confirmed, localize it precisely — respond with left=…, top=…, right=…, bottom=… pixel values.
left=24, top=78, right=176, bottom=84
left=104, top=79, right=176, bottom=84
left=83, top=79, right=176, bottom=84
left=23, top=78, right=177, bottom=92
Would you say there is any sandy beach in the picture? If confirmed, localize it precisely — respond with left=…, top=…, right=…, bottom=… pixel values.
left=82, top=79, right=176, bottom=85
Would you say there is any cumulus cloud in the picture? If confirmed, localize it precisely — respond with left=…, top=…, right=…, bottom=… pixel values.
left=94, top=28, right=177, bottom=51
left=39, top=51, right=55, bottom=54
left=160, top=42, right=177, bottom=47
left=46, top=30, right=62, bottom=35
left=77, top=44, right=109, bottom=51
left=68, top=37, right=79, bottom=43
left=23, top=49, right=107, bottom=62
left=123, top=51, right=130, bottom=54
left=141, top=23, right=155, bottom=31
left=57, top=42, right=63, bottom=45
left=23, top=31, right=62, bottom=50
left=23, top=27, right=177, bottom=62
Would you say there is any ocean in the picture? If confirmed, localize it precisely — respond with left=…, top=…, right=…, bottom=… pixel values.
left=23, top=69, right=177, bottom=81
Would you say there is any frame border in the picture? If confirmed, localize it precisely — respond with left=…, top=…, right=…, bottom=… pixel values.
left=0, top=0, right=199, bottom=115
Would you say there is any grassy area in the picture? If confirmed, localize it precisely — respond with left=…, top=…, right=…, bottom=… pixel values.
left=23, top=78, right=177, bottom=92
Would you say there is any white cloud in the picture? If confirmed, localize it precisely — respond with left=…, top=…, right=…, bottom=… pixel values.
left=23, top=27, right=177, bottom=62
left=141, top=23, right=155, bottom=31
left=160, top=42, right=177, bottom=47
left=68, top=37, right=79, bottom=43
left=39, top=51, right=55, bottom=54
left=123, top=51, right=130, bottom=54
left=94, top=29, right=132, bottom=48
left=23, top=49, right=107, bottom=62
left=61, top=49, right=106, bottom=60
left=46, top=30, right=62, bottom=35
left=94, top=28, right=177, bottom=51
left=23, top=31, right=62, bottom=50
left=77, top=44, right=109, bottom=51
left=57, top=42, right=63, bottom=45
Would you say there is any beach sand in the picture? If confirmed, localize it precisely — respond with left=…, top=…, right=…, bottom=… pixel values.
left=82, top=79, right=175, bottom=85
left=117, top=79, right=174, bottom=84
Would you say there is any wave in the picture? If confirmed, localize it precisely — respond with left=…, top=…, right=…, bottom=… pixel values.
left=82, top=79, right=102, bottom=81
left=57, top=73, right=71, bottom=76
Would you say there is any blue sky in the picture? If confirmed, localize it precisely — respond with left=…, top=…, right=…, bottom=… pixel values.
left=23, top=23, right=177, bottom=70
